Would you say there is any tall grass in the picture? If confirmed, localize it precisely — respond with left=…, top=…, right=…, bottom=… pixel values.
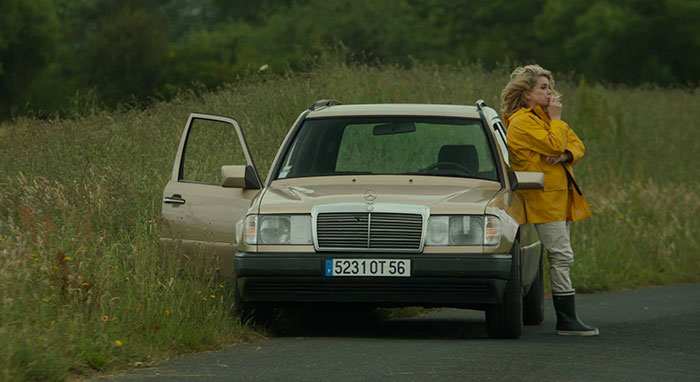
left=1, top=57, right=699, bottom=380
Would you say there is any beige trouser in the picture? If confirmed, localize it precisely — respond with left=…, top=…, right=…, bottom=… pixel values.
left=535, top=221, right=575, bottom=296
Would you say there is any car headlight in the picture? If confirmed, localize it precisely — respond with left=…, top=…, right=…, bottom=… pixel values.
left=245, top=214, right=312, bottom=245
left=425, top=215, right=501, bottom=246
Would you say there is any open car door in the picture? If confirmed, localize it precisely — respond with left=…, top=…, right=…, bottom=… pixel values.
left=160, top=113, right=262, bottom=277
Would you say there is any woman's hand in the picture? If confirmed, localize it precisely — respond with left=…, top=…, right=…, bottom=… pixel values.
left=545, top=151, right=571, bottom=165
left=548, top=95, right=562, bottom=120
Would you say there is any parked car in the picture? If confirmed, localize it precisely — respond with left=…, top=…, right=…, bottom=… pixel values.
left=161, top=100, right=546, bottom=338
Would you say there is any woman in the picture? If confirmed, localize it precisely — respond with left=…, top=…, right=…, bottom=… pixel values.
left=501, top=65, right=598, bottom=336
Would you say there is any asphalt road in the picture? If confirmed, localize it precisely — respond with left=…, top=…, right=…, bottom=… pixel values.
left=103, top=284, right=700, bottom=381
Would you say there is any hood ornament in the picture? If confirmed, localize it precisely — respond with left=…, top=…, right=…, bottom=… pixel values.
left=364, top=189, right=377, bottom=201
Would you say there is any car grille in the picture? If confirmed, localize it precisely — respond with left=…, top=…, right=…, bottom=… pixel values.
left=316, top=212, right=423, bottom=251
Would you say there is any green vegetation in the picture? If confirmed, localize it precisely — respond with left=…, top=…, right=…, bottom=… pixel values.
left=1, top=58, right=699, bottom=381
left=3, top=0, right=700, bottom=120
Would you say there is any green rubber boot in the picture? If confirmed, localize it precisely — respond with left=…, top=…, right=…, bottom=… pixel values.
left=552, top=294, right=599, bottom=336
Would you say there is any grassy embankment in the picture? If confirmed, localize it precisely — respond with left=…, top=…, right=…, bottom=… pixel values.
left=1, top=59, right=699, bottom=381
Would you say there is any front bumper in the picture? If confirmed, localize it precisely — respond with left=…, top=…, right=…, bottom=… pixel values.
left=234, top=252, right=512, bottom=307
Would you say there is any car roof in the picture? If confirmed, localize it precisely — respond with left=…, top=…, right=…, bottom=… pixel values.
left=306, top=103, right=483, bottom=119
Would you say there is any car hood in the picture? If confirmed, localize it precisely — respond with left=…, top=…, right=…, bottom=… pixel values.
left=259, top=175, right=502, bottom=215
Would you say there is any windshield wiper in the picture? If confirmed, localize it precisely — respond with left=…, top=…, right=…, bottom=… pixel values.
left=400, top=172, right=484, bottom=180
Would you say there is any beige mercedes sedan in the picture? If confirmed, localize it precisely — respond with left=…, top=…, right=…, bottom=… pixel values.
left=161, top=100, right=545, bottom=338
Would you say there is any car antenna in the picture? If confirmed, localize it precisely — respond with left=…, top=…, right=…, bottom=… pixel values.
left=309, top=99, right=343, bottom=111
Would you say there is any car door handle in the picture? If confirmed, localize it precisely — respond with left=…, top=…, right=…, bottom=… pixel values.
left=163, top=196, right=186, bottom=205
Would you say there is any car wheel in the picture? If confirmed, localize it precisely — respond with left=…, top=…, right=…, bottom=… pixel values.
left=523, top=248, right=545, bottom=325
left=485, top=238, right=523, bottom=339
left=233, top=277, right=274, bottom=327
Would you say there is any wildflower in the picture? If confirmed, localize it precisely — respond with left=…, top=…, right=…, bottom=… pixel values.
left=0, top=237, right=4, bottom=241
left=6, top=282, right=13, bottom=286
left=202, top=297, right=207, bottom=301
left=101, top=315, right=109, bottom=322
left=114, top=340, right=122, bottom=347
left=215, top=267, right=221, bottom=271
left=210, top=294, right=216, bottom=299
left=82, top=246, right=88, bottom=252
left=52, top=266, right=60, bottom=270
left=50, top=320, right=55, bottom=327
left=42, top=298, right=49, bottom=302
left=64, top=256, right=72, bottom=261
left=197, top=290, right=202, bottom=295
left=17, top=260, right=23, bottom=265
left=82, top=281, right=90, bottom=287
left=164, top=309, right=171, bottom=316
left=111, top=316, right=117, bottom=321
left=124, top=277, right=130, bottom=282
left=219, top=284, right=224, bottom=289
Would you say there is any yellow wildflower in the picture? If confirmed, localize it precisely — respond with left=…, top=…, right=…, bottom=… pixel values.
left=6, top=282, right=13, bottom=286
left=42, top=298, right=49, bottom=302
left=17, top=260, right=23, bottom=265
left=0, top=237, right=4, bottom=241
left=202, top=297, right=207, bottom=301
left=219, top=284, right=224, bottom=289
left=52, top=266, right=60, bottom=270
left=82, top=282, right=90, bottom=287
left=50, top=320, right=55, bottom=327
left=124, top=277, right=130, bottom=282
left=164, top=309, right=171, bottom=316
left=64, top=256, right=71, bottom=261
left=215, top=267, right=221, bottom=271
left=114, top=340, right=122, bottom=347
left=197, top=290, right=202, bottom=295
left=210, top=294, right=216, bottom=299
left=101, top=315, right=109, bottom=322
left=111, top=316, right=117, bottom=321
left=82, top=246, right=88, bottom=252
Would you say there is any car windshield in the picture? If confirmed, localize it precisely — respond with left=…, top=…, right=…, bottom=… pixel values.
left=275, top=116, right=499, bottom=181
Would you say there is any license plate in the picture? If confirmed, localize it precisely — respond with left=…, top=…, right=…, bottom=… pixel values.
left=325, top=259, right=411, bottom=277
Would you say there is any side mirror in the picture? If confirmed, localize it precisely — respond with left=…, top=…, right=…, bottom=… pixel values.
left=221, top=165, right=261, bottom=189
left=509, top=171, right=544, bottom=190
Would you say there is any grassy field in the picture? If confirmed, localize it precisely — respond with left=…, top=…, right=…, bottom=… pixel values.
left=1, top=57, right=699, bottom=381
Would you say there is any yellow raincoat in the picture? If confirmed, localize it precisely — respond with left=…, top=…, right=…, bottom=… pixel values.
left=505, top=105, right=587, bottom=223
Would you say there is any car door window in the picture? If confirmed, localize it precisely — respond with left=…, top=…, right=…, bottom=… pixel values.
left=181, top=118, right=249, bottom=185
left=492, top=121, right=509, bottom=166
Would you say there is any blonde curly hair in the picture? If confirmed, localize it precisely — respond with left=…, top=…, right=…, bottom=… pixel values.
left=500, top=64, right=557, bottom=120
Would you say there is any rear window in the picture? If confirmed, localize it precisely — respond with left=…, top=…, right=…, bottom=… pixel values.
left=276, top=116, right=498, bottom=181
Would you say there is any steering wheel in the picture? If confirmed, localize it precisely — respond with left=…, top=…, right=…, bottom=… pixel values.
left=420, top=161, right=476, bottom=176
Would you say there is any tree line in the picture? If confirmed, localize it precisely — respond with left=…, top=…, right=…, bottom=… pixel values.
left=1, top=0, right=699, bottom=120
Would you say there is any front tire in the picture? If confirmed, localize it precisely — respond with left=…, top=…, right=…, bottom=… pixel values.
left=233, top=277, right=274, bottom=327
left=485, top=239, right=523, bottom=339
left=523, top=248, right=545, bottom=325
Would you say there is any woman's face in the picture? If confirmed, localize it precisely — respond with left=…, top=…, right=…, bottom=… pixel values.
left=525, top=76, right=553, bottom=108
